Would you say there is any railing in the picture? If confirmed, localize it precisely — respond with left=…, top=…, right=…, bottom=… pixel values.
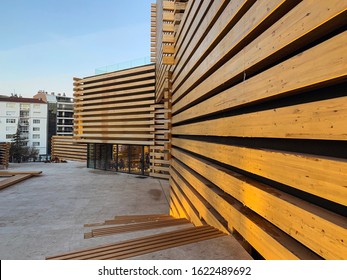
left=95, top=57, right=152, bottom=74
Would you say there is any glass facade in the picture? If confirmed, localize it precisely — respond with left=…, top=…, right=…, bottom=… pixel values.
left=87, top=143, right=150, bottom=176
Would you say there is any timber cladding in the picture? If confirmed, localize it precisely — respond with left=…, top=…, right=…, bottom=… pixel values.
left=51, top=136, right=87, bottom=162
left=0, top=142, right=10, bottom=169
left=153, top=0, right=347, bottom=259
left=73, top=64, right=170, bottom=179
left=73, top=64, right=156, bottom=145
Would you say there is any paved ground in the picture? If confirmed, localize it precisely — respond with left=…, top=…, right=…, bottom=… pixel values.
left=0, top=161, right=252, bottom=260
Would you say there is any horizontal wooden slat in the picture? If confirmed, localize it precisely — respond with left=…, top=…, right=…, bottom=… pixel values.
left=85, top=218, right=191, bottom=238
left=172, top=138, right=347, bottom=206
left=47, top=225, right=225, bottom=260
left=77, top=64, right=155, bottom=84
left=170, top=167, right=229, bottom=234
left=75, top=72, right=154, bottom=90
left=75, top=100, right=155, bottom=112
left=77, top=93, right=154, bottom=106
left=74, top=139, right=154, bottom=145
left=170, top=157, right=322, bottom=260
left=173, top=0, right=297, bottom=101
left=172, top=96, right=347, bottom=140
left=75, top=87, right=155, bottom=100
left=171, top=148, right=347, bottom=259
left=173, top=5, right=347, bottom=113
left=74, top=107, right=153, bottom=116
left=173, top=32, right=347, bottom=122
left=170, top=182, right=203, bottom=226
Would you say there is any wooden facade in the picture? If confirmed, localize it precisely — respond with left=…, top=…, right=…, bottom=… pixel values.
left=0, top=142, right=10, bottom=169
left=73, top=64, right=169, bottom=178
left=51, top=136, right=87, bottom=162
left=152, top=0, right=347, bottom=259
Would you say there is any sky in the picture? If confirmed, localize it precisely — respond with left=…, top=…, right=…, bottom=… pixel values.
left=0, top=0, right=154, bottom=98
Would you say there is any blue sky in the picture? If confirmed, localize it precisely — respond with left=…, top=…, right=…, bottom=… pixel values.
left=0, top=0, right=154, bottom=97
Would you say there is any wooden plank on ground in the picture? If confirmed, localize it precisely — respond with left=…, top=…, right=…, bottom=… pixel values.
left=47, top=225, right=225, bottom=260
left=0, top=174, right=33, bottom=191
left=84, top=218, right=191, bottom=239
left=0, top=171, right=42, bottom=176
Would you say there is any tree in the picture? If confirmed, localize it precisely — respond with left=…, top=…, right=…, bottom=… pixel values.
left=28, top=146, right=39, bottom=161
left=9, top=125, right=28, bottom=163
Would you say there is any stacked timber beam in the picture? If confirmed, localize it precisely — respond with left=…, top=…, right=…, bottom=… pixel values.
left=150, top=3, right=157, bottom=63
left=155, top=0, right=347, bottom=259
left=150, top=104, right=170, bottom=179
left=51, top=136, right=87, bottom=162
left=73, top=64, right=156, bottom=146
left=0, top=142, right=10, bottom=169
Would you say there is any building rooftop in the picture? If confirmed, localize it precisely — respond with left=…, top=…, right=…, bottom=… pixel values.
left=0, top=96, right=46, bottom=104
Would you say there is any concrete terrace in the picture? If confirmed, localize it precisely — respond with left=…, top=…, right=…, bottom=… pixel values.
left=0, top=161, right=251, bottom=260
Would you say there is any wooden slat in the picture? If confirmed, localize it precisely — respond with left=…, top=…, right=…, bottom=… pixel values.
left=170, top=167, right=229, bottom=234
left=0, top=174, right=33, bottom=191
left=170, top=179, right=204, bottom=226
left=172, top=0, right=250, bottom=85
left=75, top=87, right=155, bottom=100
left=75, top=72, right=154, bottom=90
left=171, top=149, right=347, bottom=259
left=169, top=187, right=191, bottom=221
left=51, top=136, right=87, bottom=161
left=170, top=157, right=322, bottom=260
left=173, top=30, right=347, bottom=122
left=47, top=225, right=225, bottom=260
left=76, top=100, right=154, bottom=111
left=172, top=138, right=347, bottom=206
left=77, top=64, right=155, bottom=84
left=173, top=4, right=347, bottom=113
left=74, top=139, right=154, bottom=145
left=85, top=218, right=191, bottom=239
left=77, top=93, right=154, bottom=106
left=0, top=171, right=42, bottom=176
left=84, top=215, right=174, bottom=227
left=172, top=0, right=299, bottom=102
left=172, top=96, right=347, bottom=141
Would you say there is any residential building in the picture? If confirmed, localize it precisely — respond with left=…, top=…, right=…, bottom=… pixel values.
left=34, top=91, right=74, bottom=154
left=0, top=96, right=48, bottom=155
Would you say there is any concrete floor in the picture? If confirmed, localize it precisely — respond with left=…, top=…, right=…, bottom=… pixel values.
left=0, top=161, right=252, bottom=260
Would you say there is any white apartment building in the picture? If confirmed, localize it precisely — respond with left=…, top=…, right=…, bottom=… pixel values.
left=0, top=96, right=48, bottom=155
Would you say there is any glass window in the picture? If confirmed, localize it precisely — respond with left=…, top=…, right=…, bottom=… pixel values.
left=6, top=134, right=13, bottom=139
left=33, top=119, right=40, bottom=124
left=6, top=103, right=15, bottom=108
left=6, top=111, right=16, bottom=116
left=117, top=145, right=129, bottom=172
left=20, top=104, right=30, bottom=110
left=33, top=142, right=40, bottom=146
left=6, top=126, right=15, bottom=132
left=6, top=119, right=16, bottom=123
left=130, top=146, right=143, bottom=175
left=33, top=134, right=40, bottom=139
left=87, top=144, right=95, bottom=168
left=33, top=127, right=40, bottom=131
